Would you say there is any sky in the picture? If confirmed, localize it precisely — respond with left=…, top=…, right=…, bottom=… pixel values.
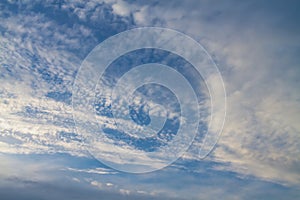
left=0, top=0, right=300, bottom=199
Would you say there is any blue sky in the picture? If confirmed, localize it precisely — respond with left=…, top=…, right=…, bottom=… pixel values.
left=0, top=0, right=300, bottom=199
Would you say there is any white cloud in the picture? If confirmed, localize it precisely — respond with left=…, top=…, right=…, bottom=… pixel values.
left=119, top=188, right=131, bottom=195
left=106, top=182, right=113, bottom=187
left=125, top=0, right=300, bottom=186
left=1, top=0, right=300, bottom=188
left=90, top=180, right=103, bottom=189
left=112, top=0, right=131, bottom=17
left=64, top=167, right=118, bottom=175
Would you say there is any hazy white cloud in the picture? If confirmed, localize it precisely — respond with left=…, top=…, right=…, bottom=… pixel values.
left=120, top=0, right=300, bottom=186
left=64, top=167, right=118, bottom=175
left=112, top=0, right=131, bottom=16
left=90, top=180, right=103, bottom=189
left=1, top=0, right=300, bottom=190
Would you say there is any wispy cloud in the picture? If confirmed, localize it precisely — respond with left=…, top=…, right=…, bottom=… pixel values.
left=64, top=167, right=118, bottom=175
